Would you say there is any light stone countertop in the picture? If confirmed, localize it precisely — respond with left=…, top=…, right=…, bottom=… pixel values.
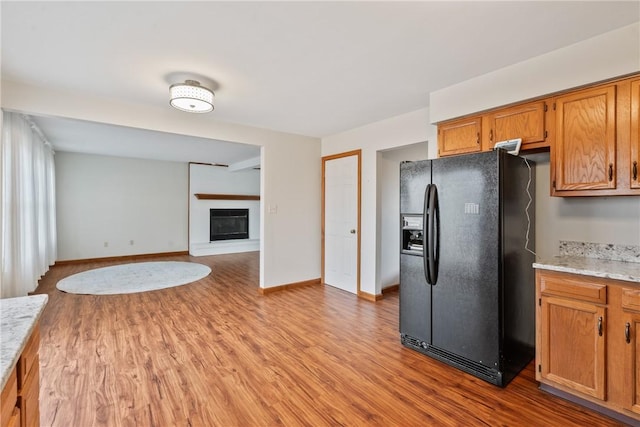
left=0, top=294, right=48, bottom=390
left=533, top=256, right=640, bottom=284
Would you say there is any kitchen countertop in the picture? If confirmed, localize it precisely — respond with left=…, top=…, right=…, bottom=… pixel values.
left=0, top=294, right=48, bottom=390
left=533, top=256, right=640, bottom=284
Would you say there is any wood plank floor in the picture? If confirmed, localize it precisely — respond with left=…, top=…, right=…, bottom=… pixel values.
left=32, top=252, right=624, bottom=426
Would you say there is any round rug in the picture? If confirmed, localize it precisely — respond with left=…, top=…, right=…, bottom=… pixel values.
left=56, top=261, right=211, bottom=295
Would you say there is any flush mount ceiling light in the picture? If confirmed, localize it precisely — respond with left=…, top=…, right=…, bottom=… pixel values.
left=169, top=80, right=214, bottom=113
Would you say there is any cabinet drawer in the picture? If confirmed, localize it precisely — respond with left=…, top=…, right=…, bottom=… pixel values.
left=17, top=327, right=39, bottom=390
left=1, top=368, right=17, bottom=427
left=539, top=272, right=607, bottom=304
left=622, top=288, right=640, bottom=312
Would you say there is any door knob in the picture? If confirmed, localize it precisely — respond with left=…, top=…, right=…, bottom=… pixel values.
left=350, top=229, right=356, bottom=234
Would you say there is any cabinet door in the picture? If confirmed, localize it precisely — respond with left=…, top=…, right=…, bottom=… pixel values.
left=437, top=116, right=481, bottom=157
left=631, top=80, right=640, bottom=189
left=489, top=101, right=547, bottom=149
left=554, top=85, right=616, bottom=191
left=1, top=368, right=18, bottom=427
left=540, top=295, right=606, bottom=400
left=624, top=312, right=640, bottom=414
left=18, top=361, right=39, bottom=427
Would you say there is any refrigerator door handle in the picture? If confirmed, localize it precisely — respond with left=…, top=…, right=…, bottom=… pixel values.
left=429, top=185, right=439, bottom=285
left=423, top=184, right=433, bottom=285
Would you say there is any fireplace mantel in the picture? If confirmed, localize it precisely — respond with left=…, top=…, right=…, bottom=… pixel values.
left=194, top=193, right=260, bottom=201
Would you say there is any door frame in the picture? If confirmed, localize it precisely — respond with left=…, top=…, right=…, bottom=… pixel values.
left=321, top=149, right=362, bottom=295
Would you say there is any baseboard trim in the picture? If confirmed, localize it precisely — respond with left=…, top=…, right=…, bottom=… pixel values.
left=382, top=284, right=399, bottom=294
left=357, top=290, right=383, bottom=302
left=190, top=240, right=260, bottom=256
left=259, top=278, right=321, bottom=295
left=357, top=284, right=398, bottom=302
left=54, top=251, right=190, bottom=266
left=539, top=383, right=639, bottom=426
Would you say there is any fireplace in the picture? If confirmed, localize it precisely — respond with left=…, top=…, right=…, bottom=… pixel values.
left=210, top=209, right=249, bottom=241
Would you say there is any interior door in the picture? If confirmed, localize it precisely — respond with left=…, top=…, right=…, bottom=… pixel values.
left=322, top=151, right=360, bottom=294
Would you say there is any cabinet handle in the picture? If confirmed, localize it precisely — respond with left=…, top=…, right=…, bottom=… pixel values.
left=608, top=164, right=613, bottom=181
left=598, top=316, right=603, bottom=336
left=476, top=132, right=480, bottom=145
left=634, top=161, right=638, bottom=181
left=489, top=129, right=493, bottom=142
left=626, top=322, right=631, bottom=344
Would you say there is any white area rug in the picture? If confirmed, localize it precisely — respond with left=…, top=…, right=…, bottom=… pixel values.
left=56, top=261, right=211, bottom=295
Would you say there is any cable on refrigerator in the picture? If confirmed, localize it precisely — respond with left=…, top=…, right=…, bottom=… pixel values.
left=523, top=158, right=537, bottom=257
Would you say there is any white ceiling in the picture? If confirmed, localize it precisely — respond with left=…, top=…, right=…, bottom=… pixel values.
left=31, top=115, right=261, bottom=166
left=2, top=1, right=639, bottom=163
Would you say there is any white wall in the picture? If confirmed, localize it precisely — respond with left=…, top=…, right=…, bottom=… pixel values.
left=260, top=140, right=322, bottom=286
left=55, top=152, right=188, bottom=260
left=189, top=163, right=260, bottom=245
left=526, top=153, right=640, bottom=259
left=2, top=81, right=321, bottom=289
left=322, top=108, right=437, bottom=295
left=377, top=143, right=429, bottom=289
left=430, top=23, right=640, bottom=123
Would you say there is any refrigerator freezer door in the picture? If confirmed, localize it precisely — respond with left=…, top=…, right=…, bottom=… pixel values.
left=399, top=160, right=432, bottom=345
left=400, top=160, right=431, bottom=215
left=400, top=253, right=431, bottom=345
left=430, top=151, right=501, bottom=369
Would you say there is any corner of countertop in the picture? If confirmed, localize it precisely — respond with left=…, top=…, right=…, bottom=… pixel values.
left=0, top=293, right=49, bottom=391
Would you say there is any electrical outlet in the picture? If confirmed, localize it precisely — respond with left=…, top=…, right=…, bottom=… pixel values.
left=104, top=241, right=108, bottom=247
left=129, top=240, right=134, bottom=245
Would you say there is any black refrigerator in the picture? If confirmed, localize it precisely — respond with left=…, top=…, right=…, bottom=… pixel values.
left=399, top=149, right=535, bottom=387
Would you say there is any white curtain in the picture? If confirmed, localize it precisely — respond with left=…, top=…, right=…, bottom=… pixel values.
left=1, top=111, right=57, bottom=298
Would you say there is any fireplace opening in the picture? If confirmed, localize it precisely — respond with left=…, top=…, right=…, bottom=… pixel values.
left=210, top=209, right=249, bottom=241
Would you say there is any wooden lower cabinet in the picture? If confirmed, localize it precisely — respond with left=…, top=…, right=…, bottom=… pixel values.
left=539, top=295, right=606, bottom=399
left=18, top=362, right=39, bottom=427
left=623, top=288, right=640, bottom=415
left=0, top=325, right=41, bottom=427
left=536, top=270, right=640, bottom=423
left=0, top=369, right=19, bottom=427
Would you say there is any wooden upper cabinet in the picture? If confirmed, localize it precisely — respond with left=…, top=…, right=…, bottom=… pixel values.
left=437, top=99, right=552, bottom=157
left=438, top=116, right=482, bottom=157
left=488, top=101, right=547, bottom=149
left=631, top=79, right=640, bottom=189
left=434, top=73, right=640, bottom=197
left=553, top=85, right=617, bottom=192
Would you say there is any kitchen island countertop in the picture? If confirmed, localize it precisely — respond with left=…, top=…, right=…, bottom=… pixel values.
left=533, top=256, right=640, bottom=284
left=0, top=294, right=48, bottom=390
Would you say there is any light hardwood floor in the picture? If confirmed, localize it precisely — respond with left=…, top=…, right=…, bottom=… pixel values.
left=32, top=252, right=623, bottom=426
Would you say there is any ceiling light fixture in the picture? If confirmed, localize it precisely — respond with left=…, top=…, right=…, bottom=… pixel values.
left=169, top=80, right=214, bottom=113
